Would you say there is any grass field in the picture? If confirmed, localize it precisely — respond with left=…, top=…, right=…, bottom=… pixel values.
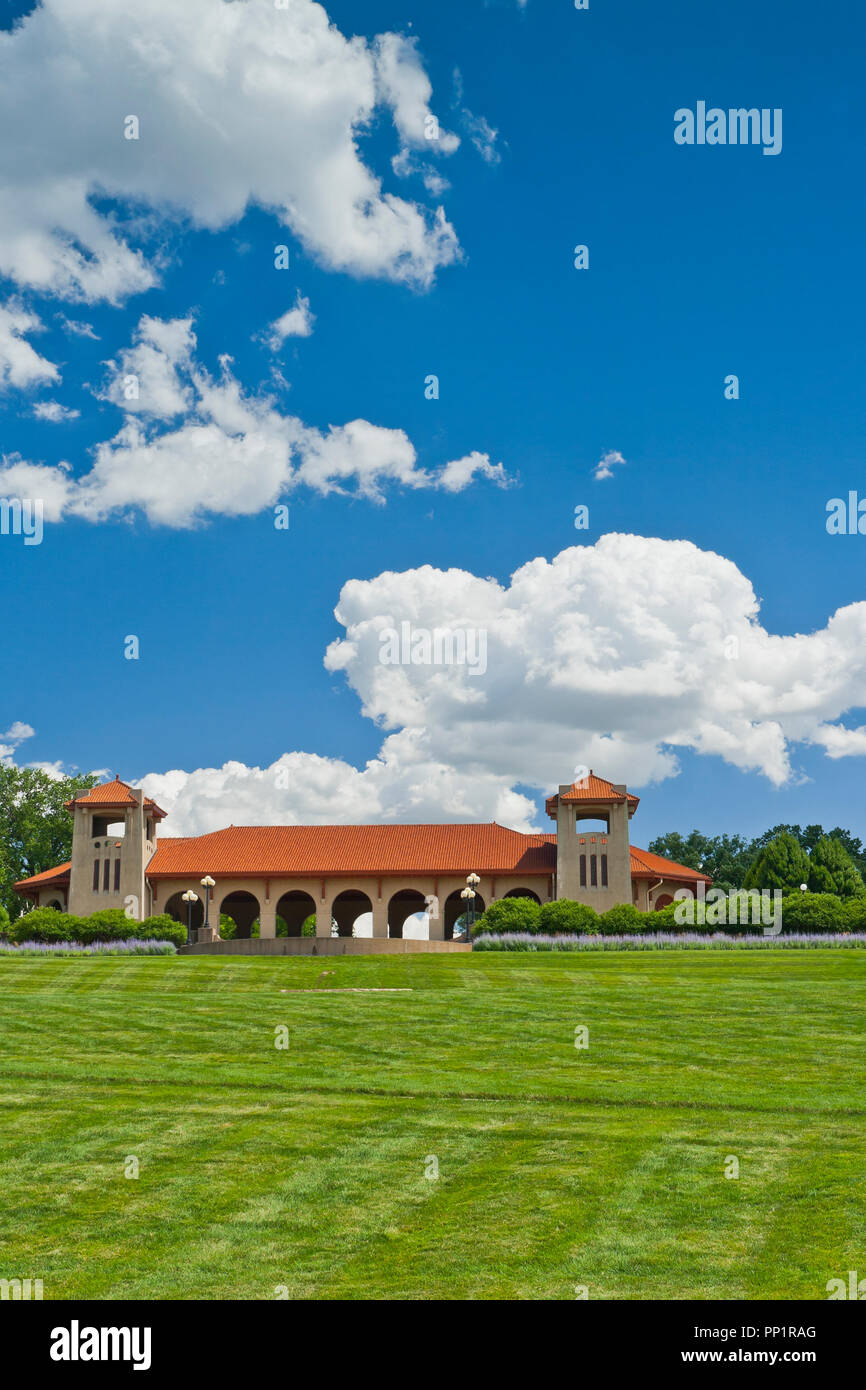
left=1, top=950, right=864, bottom=1300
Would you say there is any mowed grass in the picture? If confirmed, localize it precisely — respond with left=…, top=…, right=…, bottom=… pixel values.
left=0, top=950, right=864, bottom=1300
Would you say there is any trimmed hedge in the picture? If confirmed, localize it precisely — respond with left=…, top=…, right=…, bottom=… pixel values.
left=538, top=899, right=599, bottom=935
left=471, top=891, right=860, bottom=939
left=597, top=902, right=645, bottom=935
left=472, top=897, right=542, bottom=937
left=8, top=907, right=185, bottom=948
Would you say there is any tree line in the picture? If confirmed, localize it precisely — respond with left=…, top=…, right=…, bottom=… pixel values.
left=648, top=823, right=866, bottom=898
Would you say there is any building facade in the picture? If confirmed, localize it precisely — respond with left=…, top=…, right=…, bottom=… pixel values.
left=16, top=772, right=711, bottom=939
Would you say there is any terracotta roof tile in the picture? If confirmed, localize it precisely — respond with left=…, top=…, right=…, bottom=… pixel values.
left=14, top=862, right=71, bottom=892
left=546, top=771, right=639, bottom=818
left=65, top=778, right=165, bottom=818
left=630, top=846, right=712, bottom=883
left=148, top=823, right=558, bottom=878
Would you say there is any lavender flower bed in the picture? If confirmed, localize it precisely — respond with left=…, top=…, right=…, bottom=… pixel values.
left=472, top=932, right=866, bottom=952
left=0, top=939, right=177, bottom=957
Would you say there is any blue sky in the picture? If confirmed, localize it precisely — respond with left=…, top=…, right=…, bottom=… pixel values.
left=2, top=0, right=866, bottom=844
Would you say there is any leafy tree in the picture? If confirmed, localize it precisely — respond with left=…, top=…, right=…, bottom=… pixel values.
left=0, top=765, right=98, bottom=918
left=646, top=830, right=753, bottom=892
left=743, top=832, right=811, bottom=894
left=807, top=836, right=866, bottom=898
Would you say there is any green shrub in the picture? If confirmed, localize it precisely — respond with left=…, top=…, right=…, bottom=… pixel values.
left=10, top=908, right=82, bottom=943
left=598, top=902, right=644, bottom=935
left=0, top=902, right=10, bottom=939
left=473, top=896, right=542, bottom=937
left=538, top=899, right=599, bottom=935
left=138, top=915, right=186, bottom=947
left=649, top=902, right=690, bottom=932
left=9, top=907, right=184, bottom=946
left=841, top=897, right=866, bottom=932
left=301, top=914, right=316, bottom=938
left=779, top=892, right=848, bottom=934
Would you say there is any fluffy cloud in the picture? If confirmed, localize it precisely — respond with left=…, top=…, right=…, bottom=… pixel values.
left=0, top=314, right=510, bottom=523
left=0, top=0, right=463, bottom=300
left=323, top=534, right=866, bottom=794
left=437, top=451, right=512, bottom=493
left=0, top=722, right=36, bottom=762
left=99, top=316, right=197, bottom=420
left=104, top=534, right=866, bottom=833
left=594, top=449, right=626, bottom=481
left=263, top=294, right=316, bottom=351
left=140, top=742, right=535, bottom=838
left=0, top=303, right=59, bottom=389
left=32, top=401, right=80, bottom=422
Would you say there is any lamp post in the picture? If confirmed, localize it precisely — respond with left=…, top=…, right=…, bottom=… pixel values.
left=182, top=890, right=199, bottom=946
left=201, top=875, right=215, bottom=939
left=460, top=873, right=481, bottom=941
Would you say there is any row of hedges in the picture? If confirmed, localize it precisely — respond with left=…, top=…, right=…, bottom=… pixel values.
left=2, top=907, right=186, bottom=947
left=471, top=892, right=865, bottom=938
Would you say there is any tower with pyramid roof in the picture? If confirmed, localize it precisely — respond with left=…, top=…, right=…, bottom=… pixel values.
left=65, top=778, right=165, bottom=920
left=545, top=771, right=639, bottom=908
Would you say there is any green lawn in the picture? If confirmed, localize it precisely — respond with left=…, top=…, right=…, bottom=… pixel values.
left=1, top=950, right=864, bottom=1300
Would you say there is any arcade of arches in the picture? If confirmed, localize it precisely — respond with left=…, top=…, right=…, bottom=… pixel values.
left=155, top=875, right=551, bottom=941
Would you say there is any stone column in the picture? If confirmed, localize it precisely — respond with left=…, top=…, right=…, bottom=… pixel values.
left=259, top=896, right=277, bottom=939
left=371, top=898, right=388, bottom=938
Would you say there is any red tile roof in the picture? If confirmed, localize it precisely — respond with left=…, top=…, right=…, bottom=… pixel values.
left=546, top=771, right=639, bottom=818
left=13, top=837, right=710, bottom=896
left=630, top=847, right=712, bottom=883
left=65, top=778, right=166, bottom=818
left=147, top=823, right=558, bottom=878
left=14, top=862, right=71, bottom=893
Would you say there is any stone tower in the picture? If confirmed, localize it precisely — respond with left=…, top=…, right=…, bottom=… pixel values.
left=546, top=772, right=638, bottom=910
left=66, top=779, right=164, bottom=921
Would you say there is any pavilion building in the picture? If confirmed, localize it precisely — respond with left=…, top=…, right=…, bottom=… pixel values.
left=15, top=772, right=711, bottom=942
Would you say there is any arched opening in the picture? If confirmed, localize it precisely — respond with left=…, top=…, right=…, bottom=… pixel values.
left=219, top=891, right=260, bottom=939
left=575, top=813, right=610, bottom=834
left=443, top=890, right=487, bottom=941
left=654, top=893, right=674, bottom=910
left=276, top=889, right=317, bottom=937
left=164, top=890, right=204, bottom=932
left=45, top=899, right=64, bottom=912
left=331, top=888, right=373, bottom=939
left=388, top=889, right=429, bottom=940
left=503, top=887, right=541, bottom=902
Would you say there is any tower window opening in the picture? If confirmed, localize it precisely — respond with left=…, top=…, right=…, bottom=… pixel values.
left=92, top=859, right=100, bottom=892
left=590, top=855, right=598, bottom=888
left=114, top=859, right=121, bottom=892
left=579, top=854, right=587, bottom=888
left=601, top=854, right=608, bottom=888
left=103, top=859, right=110, bottom=891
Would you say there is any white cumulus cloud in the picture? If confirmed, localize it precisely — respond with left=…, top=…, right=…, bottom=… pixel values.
left=16, top=536, right=866, bottom=832
left=0, top=302, right=59, bottom=389
left=0, top=315, right=512, bottom=524
left=0, top=0, right=463, bottom=300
